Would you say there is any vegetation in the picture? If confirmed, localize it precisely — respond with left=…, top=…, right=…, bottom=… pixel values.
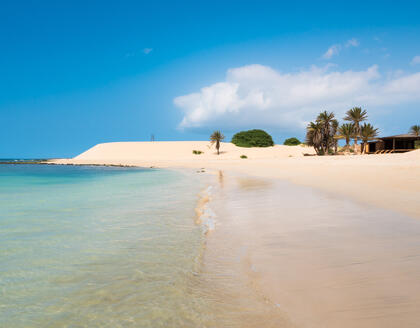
left=331, top=119, right=339, bottom=154
left=306, top=108, right=378, bottom=155
left=210, top=130, right=225, bottom=155
left=231, top=129, right=274, bottom=147
left=410, top=125, right=420, bottom=136
left=360, top=123, right=379, bottom=154
left=305, top=111, right=338, bottom=155
left=240, top=155, right=248, bottom=159
left=283, top=137, right=301, bottom=146
left=192, top=150, right=203, bottom=155
left=344, top=107, right=367, bottom=147
left=337, top=123, right=355, bottom=150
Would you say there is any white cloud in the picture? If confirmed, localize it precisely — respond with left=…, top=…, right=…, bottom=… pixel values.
left=174, top=64, right=420, bottom=131
left=322, top=38, right=359, bottom=59
left=323, top=44, right=341, bottom=59
left=345, top=38, right=360, bottom=48
left=411, top=55, right=420, bottom=65
left=143, top=48, right=153, bottom=55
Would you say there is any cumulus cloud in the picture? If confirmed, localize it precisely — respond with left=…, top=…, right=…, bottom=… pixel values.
left=143, top=48, right=153, bottom=55
left=411, top=55, right=420, bottom=65
left=174, top=64, right=420, bottom=131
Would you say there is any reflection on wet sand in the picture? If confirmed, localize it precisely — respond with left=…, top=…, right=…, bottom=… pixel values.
left=206, top=172, right=420, bottom=328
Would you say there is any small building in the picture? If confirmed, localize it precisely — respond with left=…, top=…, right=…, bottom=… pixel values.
left=367, top=134, right=420, bottom=153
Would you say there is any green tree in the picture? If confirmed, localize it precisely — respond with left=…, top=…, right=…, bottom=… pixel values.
left=409, top=125, right=420, bottom=136
left=331, top=119, right=339, bottom=154
left=283, top=137, right=301, bottom=146
left=337, top=123, right=355, bottom=150
left=231, top=129, right=274, bottom=147
left=306, top=121, right=324, bottom=155
left=316, top=111, right=336, bottom=154
left=360, top=123, right=379, bottom=154
left=210, top=131, right=225, bottom=155
left=344, top=107, right=368, bottom=150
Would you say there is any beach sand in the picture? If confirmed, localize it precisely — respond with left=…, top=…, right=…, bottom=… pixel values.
left=206, top=174, right=420, bottom=328
left=52, top=141, right=420, bottom=218
left=50, top=141, right=420, bottom=327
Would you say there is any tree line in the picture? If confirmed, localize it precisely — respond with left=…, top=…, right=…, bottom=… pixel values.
left=305, top=107, right=378, bottom=155
left=208, top=112, right=420, bottom=156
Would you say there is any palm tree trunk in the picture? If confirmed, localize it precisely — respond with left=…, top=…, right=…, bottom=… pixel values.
left=216, top=141, right=220, bottom=155
left=354, top=136, right=358, bottom=153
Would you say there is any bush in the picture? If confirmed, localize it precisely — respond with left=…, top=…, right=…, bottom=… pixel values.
left=283, top=137, right=301, bottom=146
left=231, top=129, right=274, bottom=148
left=240, top=155, right=247, bottom=159
left=415, top=140, right=420, bottom=149
left=192, top=150, right=203, bottom=155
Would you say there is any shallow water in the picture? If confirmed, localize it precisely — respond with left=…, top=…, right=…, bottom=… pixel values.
left=0, top=165, right=222, bottom=327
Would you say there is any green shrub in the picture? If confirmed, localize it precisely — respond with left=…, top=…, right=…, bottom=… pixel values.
left=283, top=137, right=301, bottom=146
left=240, top=155, right=248, bottom=159
left=192, top=150, right=203, bottom=155
left=415, top=140, right=420, bottom=149
left=231, top=129, right=274, bottom=148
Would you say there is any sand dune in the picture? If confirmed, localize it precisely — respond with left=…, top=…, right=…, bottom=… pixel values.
left=72, top=141, right=316, bottom=162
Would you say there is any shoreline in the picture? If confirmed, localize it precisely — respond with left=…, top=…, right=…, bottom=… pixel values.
left=47, top=141, right=420, bottom=219
left=10, top=142, right=420, bottom=327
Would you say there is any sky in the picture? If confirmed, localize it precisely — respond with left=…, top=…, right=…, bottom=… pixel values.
left=1, top=0, right=420, bottom=157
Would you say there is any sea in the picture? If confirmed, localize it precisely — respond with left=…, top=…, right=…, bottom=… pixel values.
left=0, top=164, right=228, bottom=327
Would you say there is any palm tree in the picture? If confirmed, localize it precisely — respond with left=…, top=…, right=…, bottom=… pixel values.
left=316, top=111, right=335, bottom=154
left=409, top=125, right=420, bottom=136
left=344, top=107, right=368, bottom=150
left=210, top=131, right=225, bottom=155
left=331, top=119, right=339, bottom=154
left=360, top=123, right=379, bottom=154
left=306, top=121, right=323, bottom=155
left=338, top=123, right=355, bottom=150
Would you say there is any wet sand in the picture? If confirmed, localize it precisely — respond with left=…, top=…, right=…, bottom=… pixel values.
left=205, top=172, right=420, bottom=327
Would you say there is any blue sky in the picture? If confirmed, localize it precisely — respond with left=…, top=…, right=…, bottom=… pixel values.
left=1, top=0, right=420, bottom=157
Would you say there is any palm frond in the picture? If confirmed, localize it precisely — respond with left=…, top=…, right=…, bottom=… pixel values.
left=409, top=125, right=420, bottom=136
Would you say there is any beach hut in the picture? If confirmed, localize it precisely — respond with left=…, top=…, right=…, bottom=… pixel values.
left=367, top=134, right=420, bottom=154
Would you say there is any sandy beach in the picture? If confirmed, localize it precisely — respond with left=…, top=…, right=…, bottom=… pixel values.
left=51, top=141, right=420, bottom=219
left=49, top=141, right=420, bottom=327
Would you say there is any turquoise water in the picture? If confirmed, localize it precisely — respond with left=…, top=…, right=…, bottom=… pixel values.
left=0, top=165, right=215, bottom=327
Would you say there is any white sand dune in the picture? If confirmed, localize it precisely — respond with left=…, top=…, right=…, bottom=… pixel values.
left=72, top=141, right=316, bottom=162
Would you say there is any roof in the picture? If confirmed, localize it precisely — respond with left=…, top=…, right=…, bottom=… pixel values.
left=379, top=134, right=420, bottom=140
